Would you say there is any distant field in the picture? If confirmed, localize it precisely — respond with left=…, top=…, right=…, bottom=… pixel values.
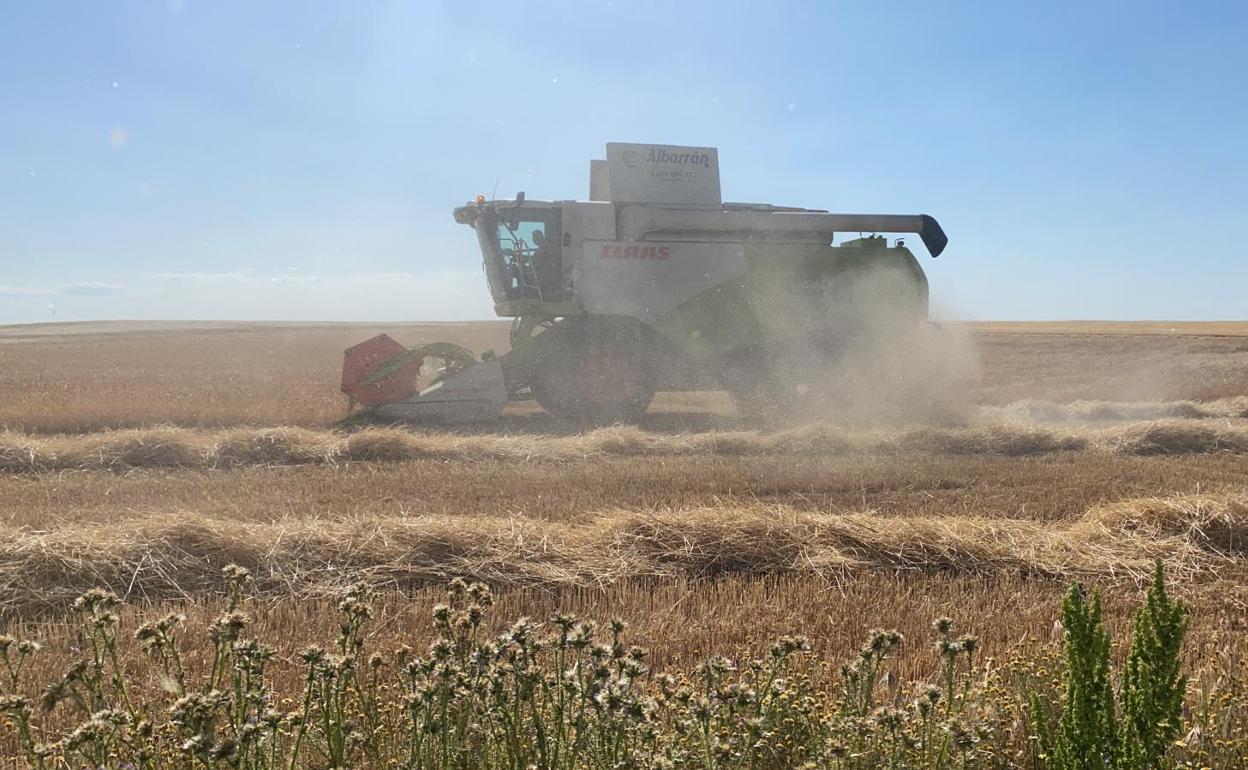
left=2, top=320, right=1248, bottom=432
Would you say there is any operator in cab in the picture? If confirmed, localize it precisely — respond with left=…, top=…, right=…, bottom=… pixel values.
left=530, top=229, right=561, bottom=298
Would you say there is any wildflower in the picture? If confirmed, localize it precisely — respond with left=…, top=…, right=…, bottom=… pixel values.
left=704, top=656, right=737, bottom=676
left=866, top=629, right=903, bottom=656
left=135, top=622, right=160, bottom=648
left=507, top=617, right=534, bottom=645
left=40, top=681, right=68, bottom=713
left=73, top=588, right=121, bottom=613
left=261, top=709, right=285, bottom=729
left=0, top=694, right=32, bottom=716
left=466, top=581, right=493, bottom=607
left=208, top=610, right=250, bottom=643
left=933, top=616, right=954, bottom=636
left=428, top=638, right=453, bottom=661
left=299, top=645, right=326, bottom=667
left=946, top=718, right=979, bottom=751
left=221, top=563, right=252, bottom=582
left=771, top=635, right=813, bottom=659
left=938, top=638, right=964, bottom=658
left=170, top=691, right=229, bottom=727
left=91, top=707, right=126, bottom=726
left=65, top=719, right=107, bottom=750
left=339, top=595, right=372, bottom=620
left=570, top=622, right=595, bottom=649
left=92, top=612, right=121, bottom=629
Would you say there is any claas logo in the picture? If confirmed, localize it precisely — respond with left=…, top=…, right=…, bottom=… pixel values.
left=600, top=244, right=671, bottom=260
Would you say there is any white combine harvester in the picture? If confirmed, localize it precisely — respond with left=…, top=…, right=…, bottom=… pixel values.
left=341, top=142, right=948, bottom=425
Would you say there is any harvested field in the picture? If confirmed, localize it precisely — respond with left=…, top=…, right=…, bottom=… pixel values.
left=1, top=410, right=1248, bottom=475
left=2, top=321, right=1248, bottom=768
left=4, top=320, right=1248, bottom=433
left=4, top=493, right=1247, bottom=615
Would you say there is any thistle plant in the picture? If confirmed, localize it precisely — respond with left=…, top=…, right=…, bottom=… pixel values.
left=0, top=560, right=1230, bottom=769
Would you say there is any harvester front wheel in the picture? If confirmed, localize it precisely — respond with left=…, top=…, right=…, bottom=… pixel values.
left=530, top=318, right=656, bottom=425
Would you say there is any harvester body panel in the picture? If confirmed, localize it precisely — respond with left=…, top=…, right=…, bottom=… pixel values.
left=578, top=241, right=747, bottom=324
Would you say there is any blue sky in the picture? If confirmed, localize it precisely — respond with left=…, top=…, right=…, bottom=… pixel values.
left=2, top=0, right=1245, bottom=323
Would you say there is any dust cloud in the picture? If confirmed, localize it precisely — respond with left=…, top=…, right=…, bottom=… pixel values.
left=721, top=257, right=979, bottom=428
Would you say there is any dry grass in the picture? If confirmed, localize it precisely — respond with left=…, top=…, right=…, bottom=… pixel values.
left=981, top=397, right=1248, bottom=422
left=3, top=414, right=1248, bottom=475
left=3, top=319, right=1248, bottom=738
left=213, top=426, right=335, bottom=467
left=3, top=493, right=1245, bottom=616
left=1107, top=420, right=1248, bottom=455
left=893, top=424, right=1089, bottom=455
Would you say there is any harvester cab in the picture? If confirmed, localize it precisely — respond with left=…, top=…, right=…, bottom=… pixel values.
left=459, top=198, right=570, bottom=307
left=342, top=142, right=949, bottom=426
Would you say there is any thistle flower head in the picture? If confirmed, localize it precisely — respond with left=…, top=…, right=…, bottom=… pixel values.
left=73, top=588, right=121, bottom=614
left=299, top=645, right=327, bottom=667
left=221, top=564, right=252, bottom=583
left=209, top=610, right=250, bottom=643
left=466, top=581, right=493, bottom=607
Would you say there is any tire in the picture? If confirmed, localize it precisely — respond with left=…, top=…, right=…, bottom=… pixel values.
left=530, top=317, right=656, bottom=425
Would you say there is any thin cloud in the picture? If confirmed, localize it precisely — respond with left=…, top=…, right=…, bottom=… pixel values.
left=59, top=282, right=127, bottom=297
left=152, top=270, right=256, bottom=281
left=0, top=282, right=127, bottom=298
left=0, top=286, right=51, bottom=298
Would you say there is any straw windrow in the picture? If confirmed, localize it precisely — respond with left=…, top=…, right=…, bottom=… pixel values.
left=3, top=493, right=1242, bottom=615
left=1, top=415, right=1247, bottom=475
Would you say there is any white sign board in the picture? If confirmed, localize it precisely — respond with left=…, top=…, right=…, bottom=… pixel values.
left=606, top=142, right=721, bottom=205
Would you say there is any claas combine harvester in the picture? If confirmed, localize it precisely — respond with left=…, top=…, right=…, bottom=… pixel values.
left=341, top=142, right=948, bottom=425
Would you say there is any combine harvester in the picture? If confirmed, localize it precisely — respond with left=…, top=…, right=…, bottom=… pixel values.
left=341, top=142, right=948, bottom=425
